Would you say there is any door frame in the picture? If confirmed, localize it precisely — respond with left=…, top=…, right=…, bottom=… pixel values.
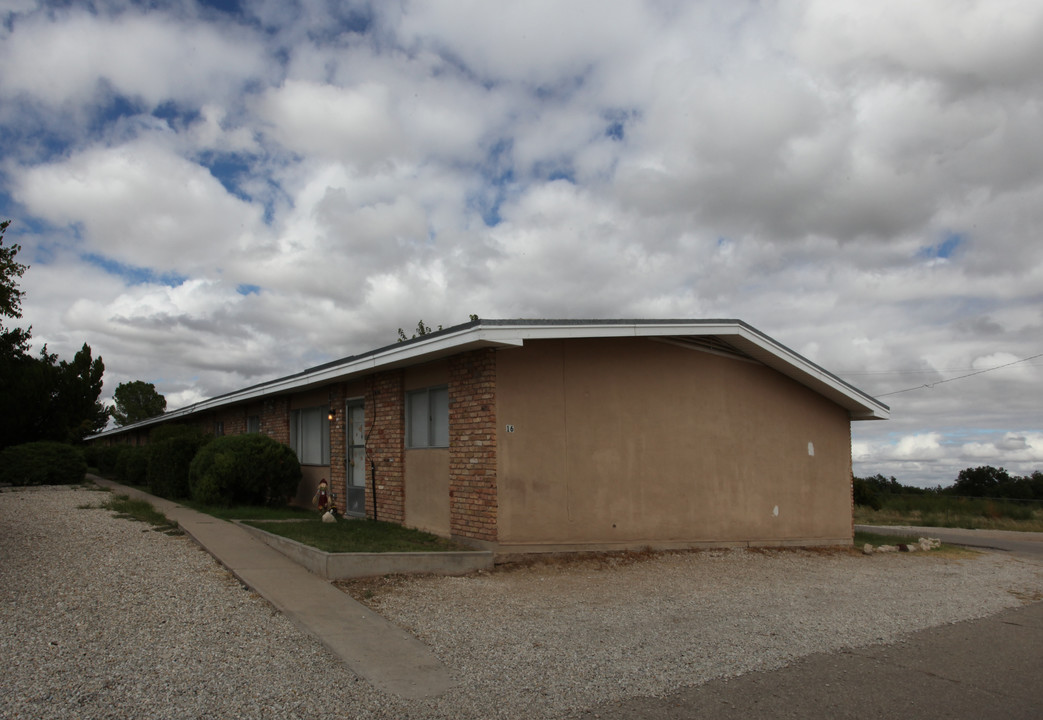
left=344, top=397, right=366, bottom=518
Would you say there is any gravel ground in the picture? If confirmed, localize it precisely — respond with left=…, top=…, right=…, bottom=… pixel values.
left=3, top=485, right=1043, bottom=720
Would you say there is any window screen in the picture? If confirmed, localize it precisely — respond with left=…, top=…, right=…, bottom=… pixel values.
left=407, top=386, right=449, bottom=448
left=290, top=405, right=330, bottom=464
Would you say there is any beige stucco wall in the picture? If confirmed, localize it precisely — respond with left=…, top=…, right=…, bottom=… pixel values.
left=402, top=360, right=451, bottom=535
left=495, top=338, right=853, bottom=550
left=405, top=449, right=451, bottom=535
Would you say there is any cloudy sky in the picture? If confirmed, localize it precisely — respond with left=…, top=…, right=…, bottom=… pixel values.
left=2, top=0, right=1041, bottom=487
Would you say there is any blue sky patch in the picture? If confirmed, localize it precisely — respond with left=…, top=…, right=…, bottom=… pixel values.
left=0, top=112, right=74, bottom=165
left=472, top=138, right=516, bottom=226
left=90, top=92, right=144, bottom=135
left=153, top=102, right=201, bottom=129
left=84, top=253, right=186, bottom=287
left=236, top=283, right=261, bottom=295
left=198, top=151, right=254, bottom=202
left=919, top=231, right=965, bottom=260
left=198, top=0, right=242, bottom=14
left=602, top=109, right=635, bottom=142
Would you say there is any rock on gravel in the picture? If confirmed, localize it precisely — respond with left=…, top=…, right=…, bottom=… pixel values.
left=3, top=486, right=1042, bottom=720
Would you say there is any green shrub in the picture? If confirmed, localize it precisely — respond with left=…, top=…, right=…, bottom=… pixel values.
left=189, top=434, right=301, bottom=507
left=96, top=445, right=125, bottom=473
left=0, top=442, right=87, bottom=486
left=149, top=423, right=208, bottom=445
left=147, top=436, right=206, bottom=499
left=83, top=443, right=101, bottom=469
left=115, top=445, right=150, bottom=486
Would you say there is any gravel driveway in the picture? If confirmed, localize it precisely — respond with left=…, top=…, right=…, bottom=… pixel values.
left=3, top=485, right=1042, bottom=719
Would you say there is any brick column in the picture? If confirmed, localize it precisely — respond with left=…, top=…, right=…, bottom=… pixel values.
left=449, top=348, right=498, bottom=542
left=365, top=371, right=405, bottom=523
left=261, top=396, right=290, bottom=445
left=328, top=384, right=347, bottom=513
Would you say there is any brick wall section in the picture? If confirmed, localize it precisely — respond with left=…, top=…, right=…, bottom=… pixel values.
left=448, top=348, right=498, bottom=542
left=327, top=384, right=347, bottom=512
left=365, top=371, right=405, bottom=524
left=260, top=396, right=290, bottom=444
left=223, top=410, right=246, bottom=436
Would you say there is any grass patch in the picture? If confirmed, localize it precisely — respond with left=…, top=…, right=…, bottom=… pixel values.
left=101, top=494, right=180, bottom=534
left=854, top=530, right=921, bottom=546
left=853, top=530, right=975, bottom=557
left=244, top=517, right=469, bottom=553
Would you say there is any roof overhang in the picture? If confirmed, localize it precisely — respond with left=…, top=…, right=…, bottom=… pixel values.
left=90, top=318, right=888, bottom=440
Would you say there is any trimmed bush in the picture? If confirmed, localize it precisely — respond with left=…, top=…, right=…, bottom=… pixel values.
left=82, top=443, right=101, bottom=469
left=115, top=445, right=150, bottom=486
left=0, top=442, right=87, bottom=486
left=96, top=445, right=125, bottom=474
left=189, top=434, right=301, bottom=507
left=146, top=424, right=211, bottom=499
left=147, top=438, right=201, bottom=499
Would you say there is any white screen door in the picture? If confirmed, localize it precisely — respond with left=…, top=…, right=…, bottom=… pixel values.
left=345, top=400, right=366, bottom=516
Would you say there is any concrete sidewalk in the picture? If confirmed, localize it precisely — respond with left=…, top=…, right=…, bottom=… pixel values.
left=578, top=600, right=1043, bottom=719
left=91, top=477, right=455, bottom=700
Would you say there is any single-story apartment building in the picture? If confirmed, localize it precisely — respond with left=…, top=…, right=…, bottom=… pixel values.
left=92, top=318, right=888, bottom=553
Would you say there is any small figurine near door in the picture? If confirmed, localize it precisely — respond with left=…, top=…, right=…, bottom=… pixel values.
left=313, top=478, right=337, bottom=522
left=313, top=478, right=329, bottom=511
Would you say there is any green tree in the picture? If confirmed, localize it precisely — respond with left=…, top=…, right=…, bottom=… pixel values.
left=0, top=220, right=37, bottom=447
left=0, top=219, right=109, bottom=448
left=0, top=219, right=31, bottom=360
left=52, top=343, right=109, bottom=441
left=110, top=380, right=167, bottom=426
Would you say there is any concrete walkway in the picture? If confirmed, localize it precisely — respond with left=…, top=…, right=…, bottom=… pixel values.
left=91, top=477, right=455, bottom=700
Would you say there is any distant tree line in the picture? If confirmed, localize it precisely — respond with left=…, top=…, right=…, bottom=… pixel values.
left=946, top=466, right=1043, bottom=500
left=855, top=466, right=1043, bottom=509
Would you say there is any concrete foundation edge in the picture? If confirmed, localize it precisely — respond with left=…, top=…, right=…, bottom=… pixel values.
left=236, top=521, right=494, bottom=579
left=491, top=536, right=854, bottom=557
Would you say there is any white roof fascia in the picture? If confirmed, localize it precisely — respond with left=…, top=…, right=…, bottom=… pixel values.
left=90, top=319, right=887, bottom=439
left=724, top=324, right=889, bottom=420
left=466, top=320, right=888, bottom=420
left=195, top=329, right=524, bottom=407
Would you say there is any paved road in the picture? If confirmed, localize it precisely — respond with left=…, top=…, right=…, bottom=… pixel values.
left=856, top=524, right=1043, bottom=557
left=576, top=599, right=1043, bottom=720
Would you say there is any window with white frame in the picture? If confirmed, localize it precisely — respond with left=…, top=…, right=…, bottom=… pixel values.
left=406, top=386, right=449, bottom=448
left=290, top=405, right=330, bottom=465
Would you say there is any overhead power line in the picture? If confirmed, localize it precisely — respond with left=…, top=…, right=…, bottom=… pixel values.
left=876, top=352, right=1043, bottom=398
